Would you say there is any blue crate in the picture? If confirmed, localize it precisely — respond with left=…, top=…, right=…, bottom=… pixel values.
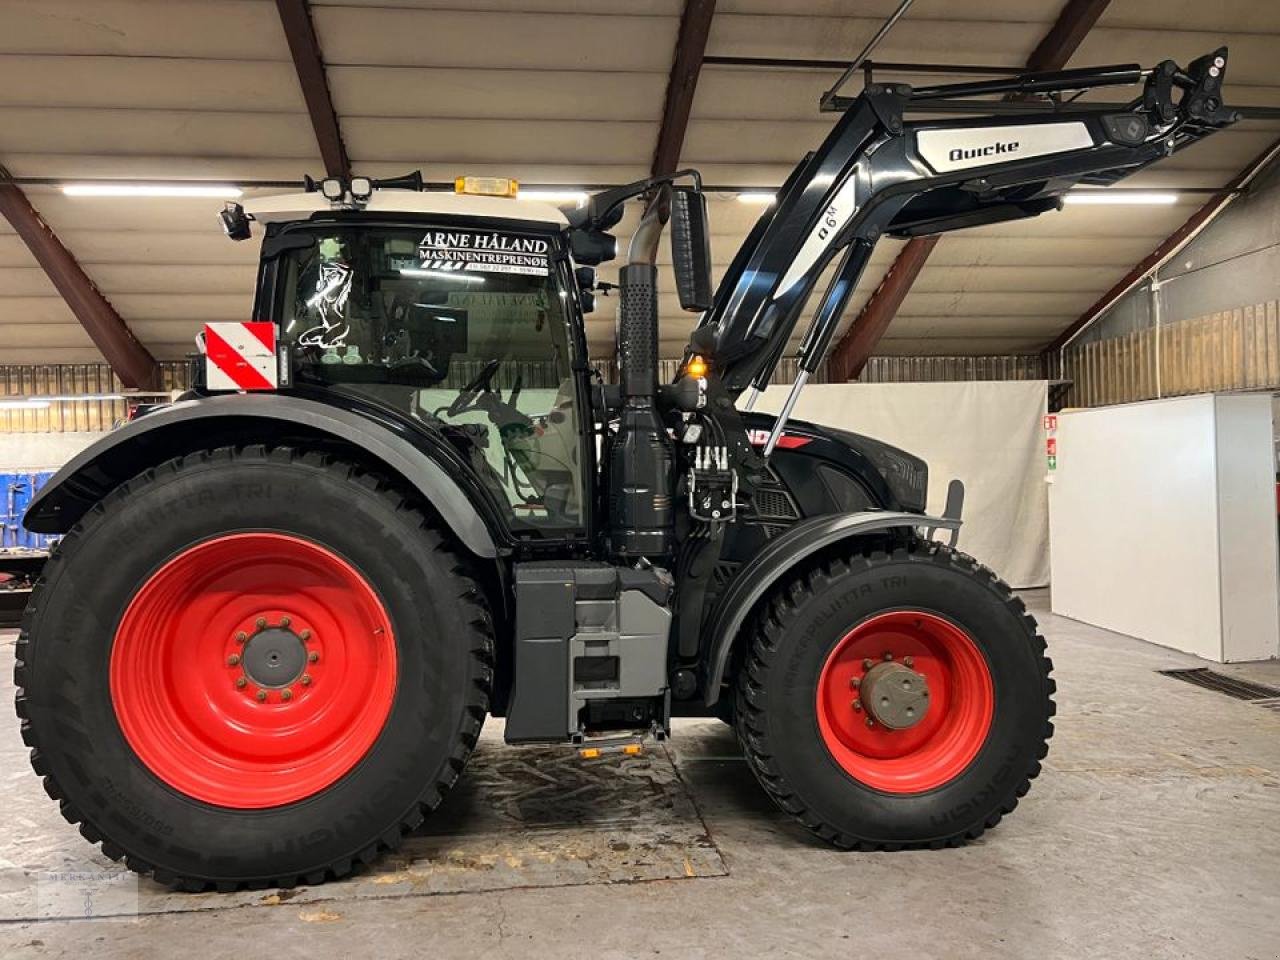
left=1, top=472, right=59, bottom=552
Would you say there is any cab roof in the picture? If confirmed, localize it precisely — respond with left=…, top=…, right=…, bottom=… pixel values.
left=242, top=190, right=571, bottom=228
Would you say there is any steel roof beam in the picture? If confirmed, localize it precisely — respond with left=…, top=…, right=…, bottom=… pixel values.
left=1049, top=134, right=1280, bottom=352
left=0, top=174, right=160, bottom=389
left=828, top=0, right=1114, bottom=380
left=275, top=0, right=350, bottom=179
left=651, top=0, right=717, bottom=179
left=704, top=56, right=1019, bottom=77
left=827, top=237, right=938, bottom=382
left=1026, top=0, right=1113, bottom=73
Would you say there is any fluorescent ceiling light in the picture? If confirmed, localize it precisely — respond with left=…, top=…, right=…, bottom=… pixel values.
left=737, top=192, right=776, bottom=205
left=520, top=189, right=589, bottom=207
left=45, top=394, right=127, bottom=402
left=400, top=268, right=485, bottom=284
left=61, top=184, right=243, bottom=198
left=1064, top=191, right=1178, bottom=205
left=0, top=395, right=126, bottom=407
left=0, top=400, right=52, bottom=410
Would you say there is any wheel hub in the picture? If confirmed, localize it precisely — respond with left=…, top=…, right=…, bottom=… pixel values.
left=860, top=660, right=929, bottom=730
left=240, top=626, right=307, bottom=688
left=815, top=610, right=995, bottom=794
left=110, top=532, right=398, bottom=809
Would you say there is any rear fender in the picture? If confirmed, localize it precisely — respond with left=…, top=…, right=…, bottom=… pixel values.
left=701, top=511, right=961, bottom=706
left=23, top=393, right=499, bottom=559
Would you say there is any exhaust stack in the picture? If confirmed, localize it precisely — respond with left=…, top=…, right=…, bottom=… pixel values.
left=608, top=197, right=674, bottom=559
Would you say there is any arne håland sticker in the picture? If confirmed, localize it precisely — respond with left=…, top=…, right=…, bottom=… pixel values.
left=418, top=230, right=550, bottom=277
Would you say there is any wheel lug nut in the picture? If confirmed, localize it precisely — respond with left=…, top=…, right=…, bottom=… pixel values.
left=862, top=658, right=874, bottom=670
left=281, top=689, right=293, bottom=701
left=852, top=699, right=862, bottom=711
left=255, top=690, right=267, bottom=702
left=865, top=717, right=875, bottom=728
left=235, top=632, right=247, bottom=643
left=255, top=617, right=268, bottom=630
left=280, top=616, right=291, bottom=628
left=883, top=652, right=893, bottom=661
left=300, top=674, right=312, bottom=686
left=308, top=651, right=319, bottom=663
left=235, top=677, right=247, bottom=689
left=849, top=676, right=861, bottom=689
left=227, top=654, right=241, bottom=666
left=300, top=629, right=312, bottom=641
left=903, top=656, right=914, bottom=667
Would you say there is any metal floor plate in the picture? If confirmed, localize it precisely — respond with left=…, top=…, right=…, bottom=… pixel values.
left=1158, top=667, right=1280, bottom=701
left=0, top=654, right=727, bottom=923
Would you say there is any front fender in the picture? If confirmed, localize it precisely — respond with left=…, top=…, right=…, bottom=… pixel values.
left=701, top=510, right=961, bottom=706
left=24, top=393, right=498, bottom=559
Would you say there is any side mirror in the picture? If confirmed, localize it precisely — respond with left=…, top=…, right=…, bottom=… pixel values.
left=218, top=202, right=251, bottom=242
left=575, top=266, right=597, bottom=314
left=569, top=227, right=618, bottom=265
left=669, top=187, right=713, bottom=312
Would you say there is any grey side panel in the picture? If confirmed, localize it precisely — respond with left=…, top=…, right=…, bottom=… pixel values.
left=571, top=585, right=670, bottom=730
left=506, top=561, right=673, bottom=743
left=507, top=565, right=577, bottom=742
left=702, top=511, right=961, bottom=706
left=23, top=393, right=497, bottom=559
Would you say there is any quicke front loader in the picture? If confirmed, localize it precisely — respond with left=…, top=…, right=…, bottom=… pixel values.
left=15, top=50, right=1239, bottom=889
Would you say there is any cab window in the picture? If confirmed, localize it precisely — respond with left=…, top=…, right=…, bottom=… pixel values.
left=275, top=225, right=585, bottom=532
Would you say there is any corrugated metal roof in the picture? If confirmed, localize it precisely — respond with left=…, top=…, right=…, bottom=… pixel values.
left=0, top=0, right=1276, bottom=364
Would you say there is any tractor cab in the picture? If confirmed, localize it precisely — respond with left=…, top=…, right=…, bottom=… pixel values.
left=229, top=177, right=594, bottom=535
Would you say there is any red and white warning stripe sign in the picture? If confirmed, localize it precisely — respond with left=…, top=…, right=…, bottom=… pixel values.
left=204, top=322, right=278, bottom=391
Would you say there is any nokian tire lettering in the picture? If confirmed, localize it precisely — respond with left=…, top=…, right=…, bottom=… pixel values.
left=14, top=446, right=493, bottom=891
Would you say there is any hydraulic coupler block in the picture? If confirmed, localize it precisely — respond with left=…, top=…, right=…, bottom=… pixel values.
left=687, top=444, right=738, bottom=522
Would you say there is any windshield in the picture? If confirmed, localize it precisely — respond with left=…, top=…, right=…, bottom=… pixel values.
left=274, top=224, right=584, bottom=533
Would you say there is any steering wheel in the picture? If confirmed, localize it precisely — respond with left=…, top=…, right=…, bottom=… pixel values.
left=447, top=359, right=501, bottom=417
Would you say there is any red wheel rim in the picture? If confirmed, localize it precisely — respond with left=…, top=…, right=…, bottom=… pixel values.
left=110, top=533, right=397, bottom=808
left=816, top=610, right=993, bottom=794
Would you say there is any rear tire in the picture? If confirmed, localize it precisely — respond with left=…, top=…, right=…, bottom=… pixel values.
left=15, top=446, right=493, bottom=890
left=733, top=539, right=1053, bottom=849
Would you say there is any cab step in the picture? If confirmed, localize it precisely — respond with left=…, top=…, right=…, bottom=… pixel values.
left=573, top=724, right=666, bottom=759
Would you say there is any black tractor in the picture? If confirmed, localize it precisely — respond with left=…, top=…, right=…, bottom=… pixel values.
left=16, top=51, right=1238, bottom=889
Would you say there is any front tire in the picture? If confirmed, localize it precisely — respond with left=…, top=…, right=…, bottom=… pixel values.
left=733, top=540, right=1053, bottom=849
left=15, top=446, right=493, bottom=890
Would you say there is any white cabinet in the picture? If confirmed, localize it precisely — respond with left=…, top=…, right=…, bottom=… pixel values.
left=1049, top=393, right=1279, bottom=662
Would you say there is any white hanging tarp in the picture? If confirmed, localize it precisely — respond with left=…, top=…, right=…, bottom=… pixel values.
left=750, top=381, right=1049, bottom=588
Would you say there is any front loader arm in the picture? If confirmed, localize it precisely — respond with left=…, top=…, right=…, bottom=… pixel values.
left=694, top=48, right=1241, bottom=399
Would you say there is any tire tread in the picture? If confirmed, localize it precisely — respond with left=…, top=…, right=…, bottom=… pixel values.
left=732, top=538, right=1053, bottom=850
left=13, top=445, right=494, bottom=891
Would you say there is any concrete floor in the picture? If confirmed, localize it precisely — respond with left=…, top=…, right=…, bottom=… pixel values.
left=2, top=589, right=1279, bottom=960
